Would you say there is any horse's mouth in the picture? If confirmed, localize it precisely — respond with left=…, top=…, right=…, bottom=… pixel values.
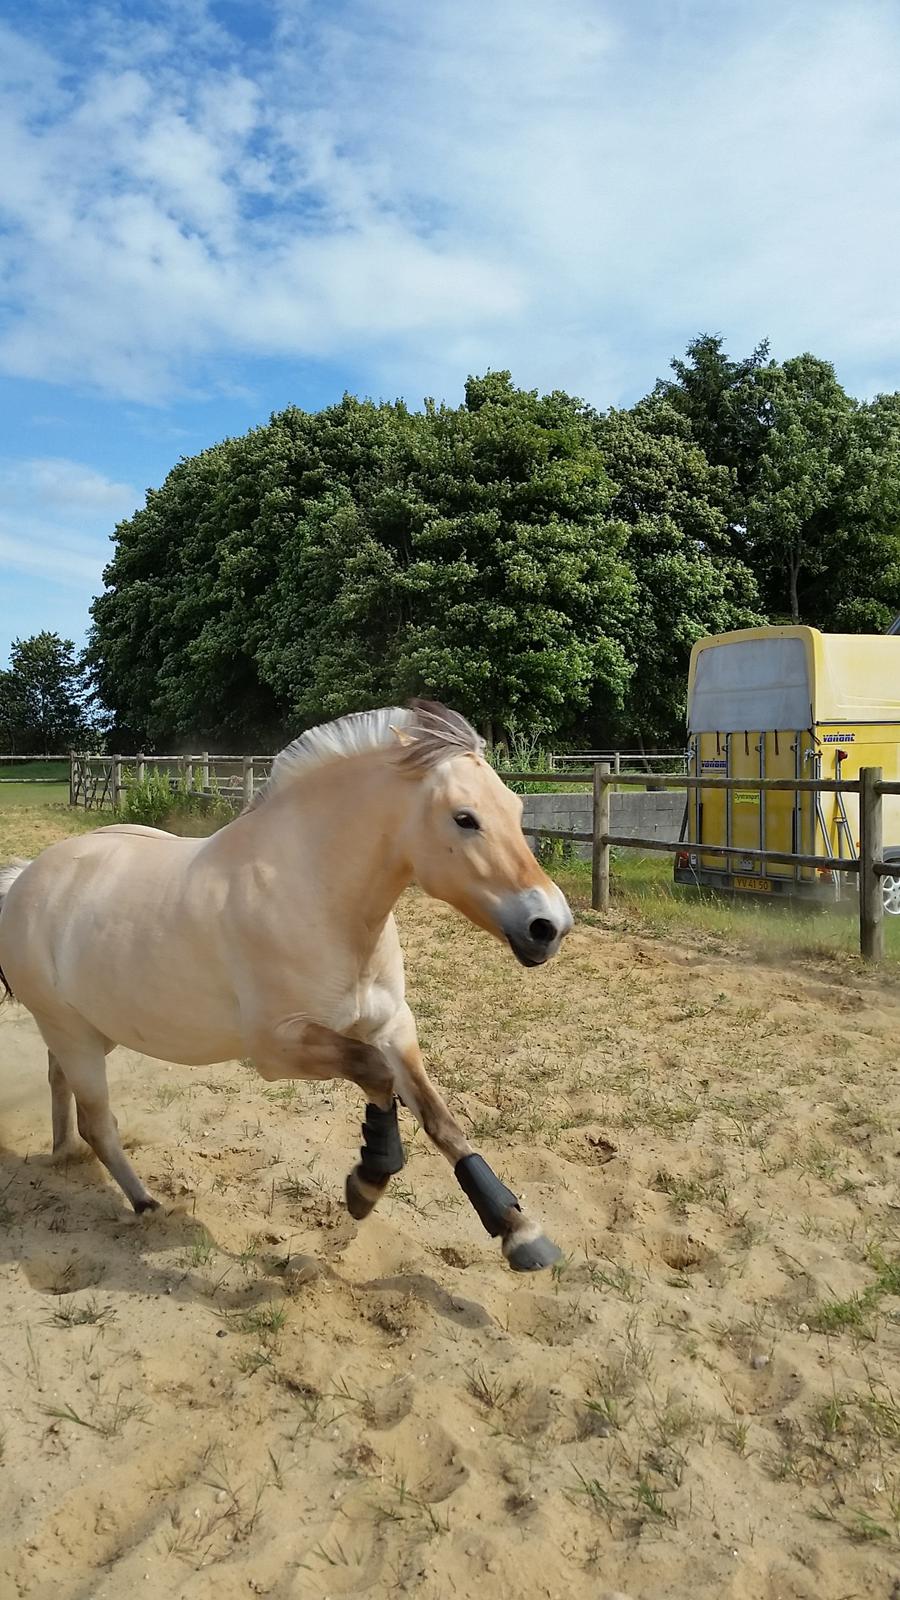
left=506, top=936, right=550, bottom=968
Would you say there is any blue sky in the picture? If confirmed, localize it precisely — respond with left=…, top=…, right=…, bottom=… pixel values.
left=1, top=0, right=900, bottom=666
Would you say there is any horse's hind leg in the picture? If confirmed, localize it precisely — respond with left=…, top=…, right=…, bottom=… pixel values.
left=39, top=1024, right=159, bottom=1213
left=48, top=1052, right=78, bottom=1157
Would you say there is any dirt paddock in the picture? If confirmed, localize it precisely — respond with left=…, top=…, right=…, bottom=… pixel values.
left=1, top=879, right=899, bottom=1600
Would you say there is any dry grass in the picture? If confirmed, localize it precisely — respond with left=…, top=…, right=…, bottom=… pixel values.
left=0, top=800, right=105, bottom=857
left=576, top=852, right=900, bottom=968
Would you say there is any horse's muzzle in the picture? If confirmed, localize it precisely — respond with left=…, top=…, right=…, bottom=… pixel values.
left=500, top=888, right=573, bottom=967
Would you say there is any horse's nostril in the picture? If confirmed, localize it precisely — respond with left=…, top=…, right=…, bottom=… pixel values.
left=529, top=917, right=557, bottom=945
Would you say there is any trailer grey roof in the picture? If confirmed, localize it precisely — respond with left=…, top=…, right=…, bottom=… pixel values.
left=689, top=636, right=812, bottom=733
left=689, top=628, right=900, bottom=732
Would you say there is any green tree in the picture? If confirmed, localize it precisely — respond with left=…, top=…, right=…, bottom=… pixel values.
left=656, top=333, right=774, bottom=510
left=0, top=670, right=27, bottom=754
left=0, top=633, right=91, bottom=753
left=88, top=428, right=290, bottom=747
left=596, top=398, right=763, bottom=745
left=745, top=355, right=856, bottom=622
left=809, top=392, right=900, bottom=632
left=87, top=351, right=900, bottom=756
left=91, top=378, right=636, bottom=745
left=259, top=375, right=634, bottom=738
left=657, top=336, right=900, bottom=632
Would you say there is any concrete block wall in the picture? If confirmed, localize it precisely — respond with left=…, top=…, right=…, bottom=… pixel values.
left=521, top=789, right=686, bottom=858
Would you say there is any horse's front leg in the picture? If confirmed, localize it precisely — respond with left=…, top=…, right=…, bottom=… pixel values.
left=250, top=1020, right=406, bottom=1221
left=380, top=1006, right=562, bottom=1273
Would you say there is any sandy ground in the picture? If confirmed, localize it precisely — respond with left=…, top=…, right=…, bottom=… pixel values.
left=1, top=887, right=900, bottom=1600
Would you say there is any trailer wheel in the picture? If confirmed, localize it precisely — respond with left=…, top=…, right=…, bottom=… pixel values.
left=877, top=857, right=896, bottom=921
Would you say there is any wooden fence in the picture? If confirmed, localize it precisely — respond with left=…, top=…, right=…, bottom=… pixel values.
left=552, top=750, right=688, bottom=773
left=67, top=754, right=896, bottom=962
left=506, top=764, right=898, bottom=964
left=68, top=749, right=683, bottom=808
left=70, top=753, right=275, bottom=810
left=0, top=755, right=70, bottom=784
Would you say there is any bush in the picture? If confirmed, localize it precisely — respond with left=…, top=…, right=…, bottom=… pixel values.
left=535, top=836, right=579, bottom=870
left=488, top=728, right=560, bottom=794
left=119, top=767, right=234, bottom=832
left=119, top=768, right=172, bottom=828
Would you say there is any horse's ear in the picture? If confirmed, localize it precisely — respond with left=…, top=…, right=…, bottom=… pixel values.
left=389, top=724, right=415, bottom=748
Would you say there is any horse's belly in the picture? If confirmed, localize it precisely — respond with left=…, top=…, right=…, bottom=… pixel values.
left=76, top=968, right=243, bottom=1065
left=97, top=1009, right=242, bottom=1066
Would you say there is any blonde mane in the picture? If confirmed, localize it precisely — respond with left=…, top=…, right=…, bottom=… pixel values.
left=253, top=700, right=484, bottom=806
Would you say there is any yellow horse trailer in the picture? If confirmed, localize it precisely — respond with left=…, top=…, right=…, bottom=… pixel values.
left=674, top=626, right=900, bottom=915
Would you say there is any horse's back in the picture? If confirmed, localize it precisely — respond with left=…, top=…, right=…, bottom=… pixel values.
left=94, top=823, right=180, bottom=839
left=0, top=826, right=214, bottom=1023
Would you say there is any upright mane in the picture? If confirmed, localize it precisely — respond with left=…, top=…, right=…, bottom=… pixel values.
left=252, top=700, right=484, bottom=807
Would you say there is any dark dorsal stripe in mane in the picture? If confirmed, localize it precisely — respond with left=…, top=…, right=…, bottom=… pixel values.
left=248, top=701, right=483, bottom=808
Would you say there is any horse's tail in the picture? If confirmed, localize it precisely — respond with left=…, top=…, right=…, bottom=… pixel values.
left=0, top=859, right=30, bottom=1003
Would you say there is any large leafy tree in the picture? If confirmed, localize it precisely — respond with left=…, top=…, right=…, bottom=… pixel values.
left=88, top=425, right=295, bottom=747
left=809, top=391, right=900, bottom=633
left=90, top=378, right=636, bottom=746
left=658, top=336, right=900, bottom=631
left=87, top=350, right=900, bottom=754
left=744, top=355, right=856, bottom=622
left=260, top=374, right=634, bottom=739
left=0, top=670, right=27, bottom=754
left=655, top=333, right=774, bottom=511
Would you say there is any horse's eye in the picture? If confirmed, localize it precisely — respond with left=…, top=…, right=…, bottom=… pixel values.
left=454, top=811, right=480, bottom=831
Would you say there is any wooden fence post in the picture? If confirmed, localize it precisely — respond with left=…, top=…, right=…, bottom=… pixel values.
left=201, top=751, right=210, bottom=793
left=592, top=760, right=611, bottom=912
left=68, top=752, right=76, bottom=807
left=136, top=752, right=145, bottom=784
left=112, top=754, right=123, bottom=811
left=242, top=756, right=254, bottom=807
left=859, top=766, right=884, bottom=963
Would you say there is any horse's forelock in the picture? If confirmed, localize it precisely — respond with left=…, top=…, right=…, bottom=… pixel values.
left=396, top=700, right=485, bottom=771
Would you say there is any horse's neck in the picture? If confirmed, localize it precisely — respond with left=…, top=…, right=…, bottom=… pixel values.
left=227, top=758, right=414, bottom=945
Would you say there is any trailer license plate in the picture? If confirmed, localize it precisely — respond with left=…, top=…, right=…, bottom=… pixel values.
left=734, top=876, right=771, bottom=893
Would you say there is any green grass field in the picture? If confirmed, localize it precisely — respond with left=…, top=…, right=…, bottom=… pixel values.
left=0, top=799, right=104, bottom=855
left=0, top=761, right=71, bottom=811
left=0, top=782, right=70, bottom=809
left=0, top=759, right=69, bottom=781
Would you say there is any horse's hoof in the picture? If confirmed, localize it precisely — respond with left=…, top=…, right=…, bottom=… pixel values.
left=133, top=1196, right=161, bottom=1214
left=345, top=1168, right=384, bottom=1221
left=505, top=1232, right=562, bottom=1272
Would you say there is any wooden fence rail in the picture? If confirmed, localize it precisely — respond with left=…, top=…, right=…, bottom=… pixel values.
left=66, top=755, right=894, bottom=961
left=0, top=755, right=70, bottom=785
left=69, top=753, right=275, bottom=810
left=508, top=765, right=894, bottom=965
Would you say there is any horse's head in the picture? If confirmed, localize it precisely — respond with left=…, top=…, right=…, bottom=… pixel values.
left=397, top=711, right=573, bottom=966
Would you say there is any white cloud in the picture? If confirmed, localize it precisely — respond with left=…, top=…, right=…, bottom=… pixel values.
left=0, top=2, right=898, bottom=404
left=0, top=457, right=141, bottom=589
